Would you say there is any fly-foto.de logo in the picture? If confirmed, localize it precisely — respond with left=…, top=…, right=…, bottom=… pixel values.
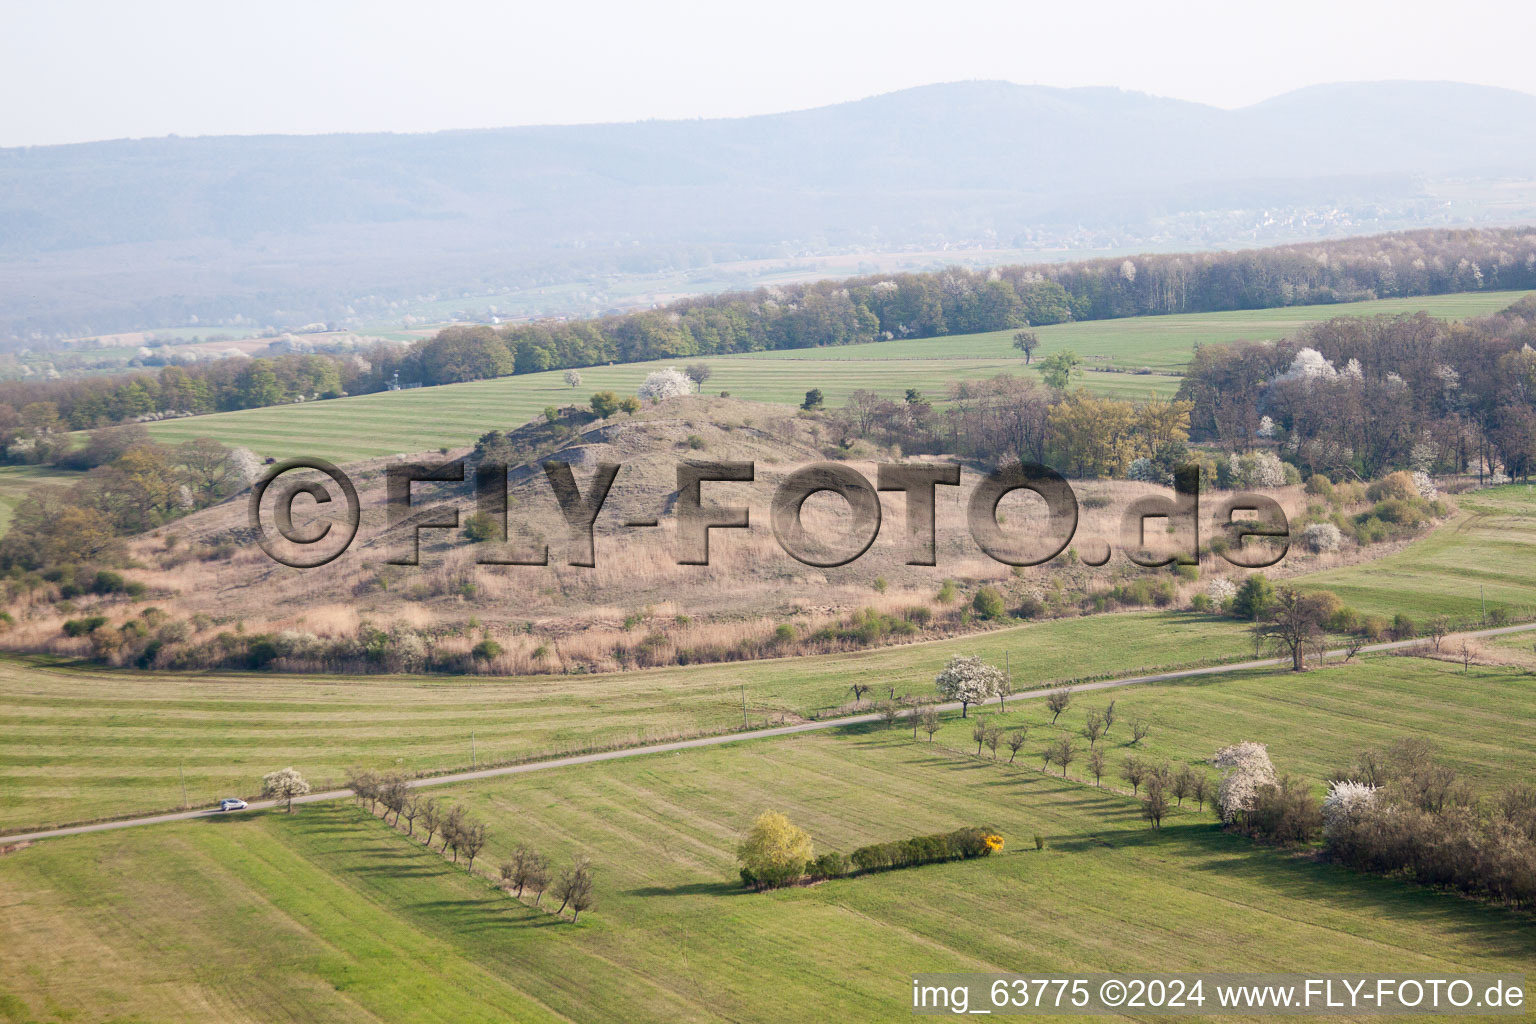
left=249, top=458, right=1289, bottom=571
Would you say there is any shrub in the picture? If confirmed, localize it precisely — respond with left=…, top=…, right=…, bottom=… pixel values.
left=1390, top=613, right=1417, bottom=640
left=471, top=639, right=503, bottom=660
left=738, top=811, right=815, bottom=890
left=935, top=579, right=956, bottom=604
left=1016, top=595, right=1045, bottom=619
left=972, top=586, right=1006, bottom=620
left=1366, top=470, right=1418, bottom=503
left=1301, top=522, right=1342, bottom=553
left=1231, top=575, right=1275, bottom=620
left=1354, top=516, right=1388, bottom=545
left=1190, top=593, right=1213, bottom=613
left=847, top=827, right=997, bottom=874
left=62, top=615, right=108, bottom=637
left=808, top=852, right=847, bottom=880
left=1205, top=576, right=1237, bottom=608
left=1243, top=775, right=1324, bottom=844
left=1305, top=474, right=1336, bottom=500
left=462, top=513, right=499, bottom=543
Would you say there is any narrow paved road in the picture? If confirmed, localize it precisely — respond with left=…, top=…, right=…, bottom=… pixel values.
left=4, top=622, right=1532, bottom=846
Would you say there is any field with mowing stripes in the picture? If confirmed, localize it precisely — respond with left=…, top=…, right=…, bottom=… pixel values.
left=926, top=655, right=1536, bottom=794
left=0, top=611, right=1251, bottom=831
left=2, top=712, right=1532, bottom=1023
left=1298, top=485, right=1536, bottom=622
left=135, top=291, right=1530, bottom=464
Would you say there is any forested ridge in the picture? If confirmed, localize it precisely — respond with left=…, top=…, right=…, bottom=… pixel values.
left=0, top=226, right=1533, bottom=447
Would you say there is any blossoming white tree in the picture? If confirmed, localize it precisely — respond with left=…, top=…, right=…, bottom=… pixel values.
left=934, top=655, right=1005, bottom=718
left=1322, top=780, right=1377, bottom=839
left=1301, top=522, right=1342, bottom=553
left=563, top=369, right=582, bottom=388
left=1213, top=741, right=1276, bottom=823
left=261, top=766, right=311, bottom=813
left=637, top=368, right=695, bottom=403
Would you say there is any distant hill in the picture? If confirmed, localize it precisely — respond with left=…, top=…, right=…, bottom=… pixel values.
left=4, top=79, right=1536, bottom=341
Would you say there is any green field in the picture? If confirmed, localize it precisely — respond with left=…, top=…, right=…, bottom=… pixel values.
left=928, top=655, right=1536, bottom=794
left=135, top=291, right=1530, bottom=464
left=0, top=611, right=1252, bottom=831
left=6, top=482, right=1531, bottom=834
left=1299, top=484, right=1536, bottom=622
left=0, top=464, right=80, bottom=532
left=2, top=705, right=1532, bottom=1023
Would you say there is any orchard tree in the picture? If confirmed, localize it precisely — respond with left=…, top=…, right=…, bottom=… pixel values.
left=1038, top=349, right=1082, bottom=390
left=261, top=767, right=310, bottom=813
left=920, top=708, right=942, bottom=742
left=555, top=857, right=596, bottom=921
left=1252, top=586, right=1333, bottom=671
left=1191, top=773, right=1212, bottom=812
left=1012, top=330, right=1040, bottom=365
left=563, top=369, right=582, bottom=389
left=1046, top=688, right=1072, bottom=724
left=1050, top=736, right=1077, bottom=778
left=1006, top=728, right=1029, bottom=763
left=1142, top=776, right=1170, bottom=829
left=418, top=798, right=441, bottom=845
left=984, top=724, right=1003, bottom=760
left=1087, top=747, right=1107, bottom=786
left=460, top=822, right=488, bottom=872
left=934, top=655, right=1005, bottom=718
left=1131, top=719, right=1150, bottom=745
left=1121, top=756, right=1148, bottom=795
left=1083, top=710, right=1105, bottom=747
left=526, top=854, right=551, bottom=905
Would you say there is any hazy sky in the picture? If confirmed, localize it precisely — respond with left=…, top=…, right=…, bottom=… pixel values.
left=4, top=0, right=1534, bottom=147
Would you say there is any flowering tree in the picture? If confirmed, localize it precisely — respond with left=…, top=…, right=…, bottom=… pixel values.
left=261, top=766, right=311, bottom=813
left=1206, top=576, right=1237, bottom=608
left=638, top=368, right=696, bottom=403
left=1322, top=780, right=1377, bottom=839
left=563, top=369, right=582, bottom=388
left=934, top=655, right=1005, bottom=718
left=1213, top=742, right=1276, bottom=824
left=1301, top=523, right=1342, bottom=553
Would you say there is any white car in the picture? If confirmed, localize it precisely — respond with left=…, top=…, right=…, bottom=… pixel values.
left=218, top=798, right=248, bottom=812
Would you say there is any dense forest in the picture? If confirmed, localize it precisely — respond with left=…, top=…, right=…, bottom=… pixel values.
left=1178, top=295, right=1536, bottom=481
left=0, top=226, right=1533, bottom=457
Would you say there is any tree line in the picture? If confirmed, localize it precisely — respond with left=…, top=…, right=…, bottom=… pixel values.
left=2, top=226, right=1532, bottom=446
left=1179, top=295, right=1536, bottom=480
left=349, top=769, right=595, bottom=922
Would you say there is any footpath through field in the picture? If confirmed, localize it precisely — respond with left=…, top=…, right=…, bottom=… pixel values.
left=5, top=622, right=1533, bottom=846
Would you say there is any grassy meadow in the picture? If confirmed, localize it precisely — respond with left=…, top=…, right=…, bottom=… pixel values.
left=0, top=611, right=1253, bottom=831
left=925, top=654, right=1536, bottom=795
left=4, top=483, right=1532, bottom=834
left=2, top=719, right=1532, bottom=1023
left=1298, top=484, right=1536, bottom=622
left=0, top=464, right=80, bottom=532
left=134, top=291, right=1529, bottom=464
